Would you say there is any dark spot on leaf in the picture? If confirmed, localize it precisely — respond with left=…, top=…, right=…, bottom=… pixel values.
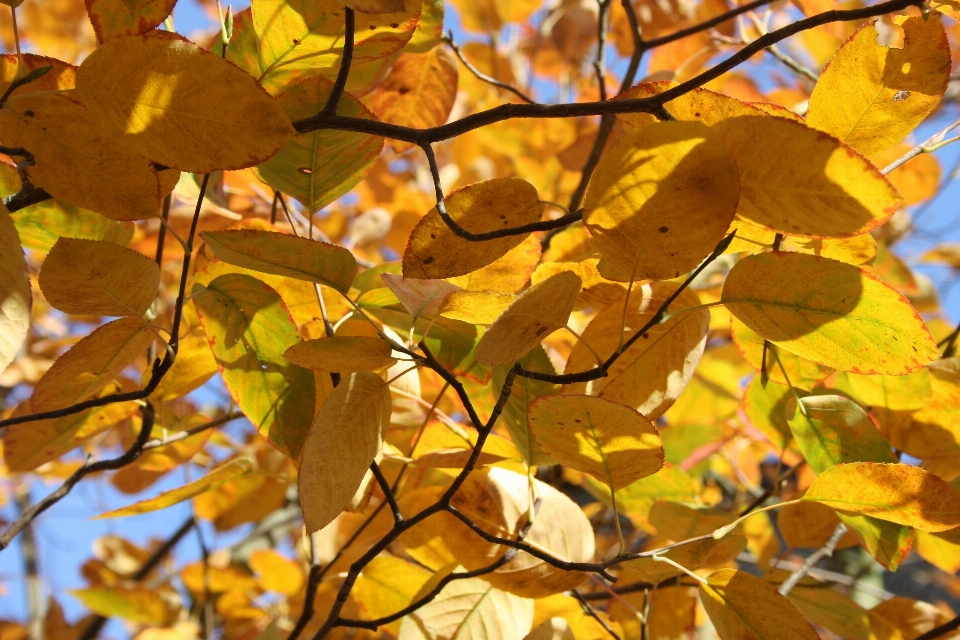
left=292, top=38, right=300, bottom=45
left=423, top=256, right=434, bottom=264
left=643, top=332, right=649, bottom=339
left=390, top=22, right=399, bottom=28
left=398, top=86, right=411, bottom=95
left=695, top=112, right=701, bottom=117
left=369, top=25, right=377, bottom=30
left=535, top=326, right=548, bottom=336
left=659, top=226, right=668, bottom=233
left=574, top=419, right=581, bottom=423
left=430, top=233, right=436, bottom=239
left=24, top=110, right=34, bottom=117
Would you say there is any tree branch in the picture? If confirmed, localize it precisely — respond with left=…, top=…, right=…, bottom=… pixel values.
left=444, top=32, right=537, bottom=104
left=320, top=7, right=354, bottom=118
left=778, top=522, right=848, bottom=596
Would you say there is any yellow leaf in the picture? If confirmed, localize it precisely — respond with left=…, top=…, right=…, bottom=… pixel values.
left=807, top=16, right=951, bottom=158
left=532, top=593, right=623, bottom=640
left=85, top=0, right=176, bottom=42
left=254, top=76, right=383, bottom=213
left=0, top=209, right=30, bottom=375
left=147, top=328, right=218, bottom=402
left=583, top=120, right=740, bottom=281
left=473, top=271, right=581, bottom=366
left=0, top=52, right=75, bottom=98
left=730, top=316, right=831, bottom=390
left=447, top=233, right=543, bottom=294
left=872, top=144, right=941, bottom=205
left=830, top=368, right=932, bottom=411
left=403, top=178, right=545, bottom=279
left=619, top=535, right=747, bottom=585
left=530, top=259, right=629, bottom=311
left=381, top=273, right=463, bottom=317
left=70, top=586, right=179, bottom=626
left=786, top=234, right=879, bottom=266
left=284, top=336, right=396, bottom=373
left=338, top=0, right=405, bottom=11
left=0, top=93, right=160, bottom=220
left=777, top=501, right=859, bottom=550
left=722, top=252, right=939, bottom=375
left=405, top=0, right=444, bottom=53
left=3, top=402, right=134, bottom=472
left=39, top=238, right=159, bottom=316
left=299, top=371, right=391, bottom=533
left=786, top=584, right=903, bottom=640
left=248, top=549, right=305, bottom=596
left=181, top=563, right=257, bottom=594
left=75, top=33, right=295, bottom=173
left=528, top=395, right=663, bottom=491
left=200, top=228, right=357, bottom=293
left=29, top=316, right=154, bottom=412
left=193, top=274, right=316, bottom=459
left=95, top=458, right=253, bottom=519
left=252, top=0, right=421, bottom=78
left=712, top=115, right=901, bottom=238
left=563, top=282, right=709, bottom=419
left=873, top=597, right=960, bottom=640
left=802, top=462, right=960, bottom=532
left=525, top=618, right=575, bottom=640
left=699, top=568, right=819, bottom=640
left=438, top=290, right=517, bottom=325
left=397, top=575, right=534, bottom=640
left=616, top=81, right=766, bottom=131
left=914, top=529, right=960, bottom=575
left=353, top=555, right=432, bottom=634
left=492, top=346, right=557, bottom=466
left=369, top=47, right=458, bottom=152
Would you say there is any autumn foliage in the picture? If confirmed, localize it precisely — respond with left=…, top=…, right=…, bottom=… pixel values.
left=3, top=0, right=960, bottom=638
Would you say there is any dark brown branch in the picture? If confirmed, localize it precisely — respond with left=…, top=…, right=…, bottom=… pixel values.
left=370, top=462, right=402, bottom=524
left=915, top=616, right=960, bottom=640
left=320, top=7, right=354, bottom=118
left=518, top=230, right=736, bottom=383
left=645, top=0, right=774, bottom=49
left=77, top=515, right=196, bottom=640
left=293, top=0, right=919, bottom=143
left=0, top=403, right=157, bottom=551
left=0, top=173, right=212, bottom=429
left=573, top=590, right=621, bottom=640
left=142, top=411, right=244, bottom=451
left=444, top=32, right=537, bottom=104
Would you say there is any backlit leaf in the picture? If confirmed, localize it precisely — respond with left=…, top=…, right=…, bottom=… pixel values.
left=201, top=229, right=357, bottom=293
left=39, top=238, right=159, bottom=316
left=381, top=273, right=463, bottom=318
left=473, top=271, right=581, bottom=366
left=76, top=33, right=295, bottom=173
left=254, top=76, right=383, bottom=213
left=403, top=178, right=545, bottom=279
left=439, top=290, right=516, bottom=325
left=699, top=568, right=819, bottom=640
left=354, top=555, right=432, bottom=634
left=528, top=395, right=663, bottom=491
left=712, top=116, right=901, bottom=238
left=583, top=120, right=740, bottom=281
left=807, top=16, right=950, bottom=158
left=70, top=587, right=178, bottom=626
left=194, top=273, right=316, bottom=459
left=299, top=371, right=391, bottom=533
left=722, top=252, right=939, bottom=375
left=619, top=535, right=747, bottom=585
left=249, top=549, right=305, bottom=596
left=95, top=458, right=254, bottom=518
left=283, top=336, right=396, bottom=373
left=84, top=0, right=176, bottom=42
left=492, top=346, right=556, bottom=466
left=803, top=462, right=960, bottom=532
left=0, top=209, right=30, bottom=374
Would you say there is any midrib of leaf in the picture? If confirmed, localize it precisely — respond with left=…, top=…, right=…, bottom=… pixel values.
left=450, top=585, right=496, bottom=639
left=581, top=401, right=616, bottom=492
left=71, top=323, right=150, bottom=405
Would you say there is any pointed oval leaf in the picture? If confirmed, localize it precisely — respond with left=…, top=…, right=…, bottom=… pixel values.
left=30, top=316, right=155, bottom=412
left=583, top=120, right=740, bottom=281
left=254, top=76, right=383, bottom=213
left=528, top=395, right=664, bottom=491
left=807, top=16, right=951, bottom=157
left=201, top=229, right=357, bottom=293
left=0, top=93, right=160, bottom=220
left=620, top=535, right=748, bottom=585
left=712, top=116, right=901, bottom=238
left=39, top=238, right=159, bottom=316
left=283, top=336, right=396, bottom=373
left=194, top=274, right=316, bottom=459
left=473, top=271, right=581, bottom=366
left=699, top=568, right=820, bottom=640
left=0, top=209, right=30, bottom=374
left=76, top=33, right=295, bottom=173
left=85, top=0, right=177, bottom=42
left=563, top=282, right=708, bottom=420
left=403, top=178, right=545, bottom=279
left=95, top=458, right=254, bottom=518
left=381, top=273, right=463, bottom=318
left=299, top=370, right=391, bottom=533
left=803, top=462, right=960, bottom=532
left=439, top=290, right=517, bottom=325
left=722, top=252, right=939, bottom=375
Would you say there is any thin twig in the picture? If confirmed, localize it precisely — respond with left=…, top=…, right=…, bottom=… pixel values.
left=573, top=590, right=621, bottom=640
left=370, top=462, right=402, bottom=524
left=142, top=411, right=244, bottom=451
left=320, top=7, right=354, bottom=118
left=739, top=461, right=804, bottom=516
left=444, top=32, right=537, bottom=104
left=914, top=615, right=960, bottom=640
left=882, top=117, right=960, bottom=174
left=778, top=523, right=848, bottom=596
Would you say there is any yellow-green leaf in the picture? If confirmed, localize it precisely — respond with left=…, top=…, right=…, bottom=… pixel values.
left=403, top=178, right=545, bottom=279
left=528, top=395, right=663, bottom=491
left=95, top=458, right=254, bottom=518
left=254, top=76, right=383, bottom=213
left=283, top=336, right=397, bottom=373
left=354, top=555, right=432, bottom=634
left=620, top=535, right=747, bottom=585
left=722, top=252, right=939, bottom=375
left=75, top=33, right=295, bottom=173
left=712, top=115, right=901, bottom=238
left=299, top=370, right=391, bottom=533
left=563, top=282, right=708, bottom=420
left=29, top=316, right=155, bottom=412
left=807, top=16, right=951, bottom=158
left=0, top=93, right=160, bottom=221
left=492, top=347, right=556, bottom=466
left=70, top=586, right=178, bottom=626
left=194, top=273, right=316, bottom=459
left=583, top=120, right=740, bottom=281
left=39, top=238, right=159, bottom=317
left=0, top=208, right=30, bottom=374
left=201, top=229, right=357, bottom=293
left=85, top=0, right=177, bottom=42
left=439, top=290, right=516, bottom=325
left=699, top=569, right=819, bottom=640
left=802, top=462, right=960, bottom=532
left=473, top=271, right=581, bottom=366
